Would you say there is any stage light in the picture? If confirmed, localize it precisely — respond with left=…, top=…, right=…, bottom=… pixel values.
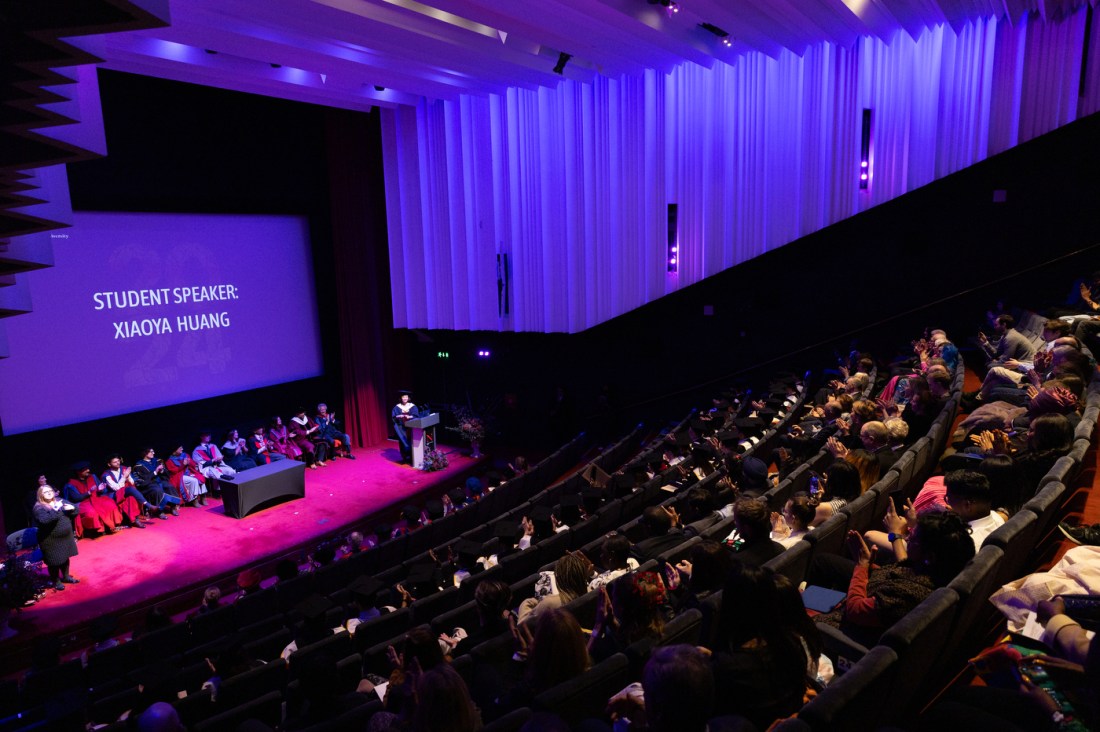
left=667, top=203, right=679, bottom=274
left=477, top=349, right=491, bottom=358
left=553, top=52, right=572, bottom=75
left=859, top=108, right=872, bottom=190
left=700, top=22, right=732, bottom=48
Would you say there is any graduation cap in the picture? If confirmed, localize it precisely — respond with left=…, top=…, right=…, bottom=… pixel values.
left=295, top=593, right=334, bottom=623
left=559, top=493, right=582, bottom=524
left=733, top=416, right=765, bottom=432
left=756, top=407, right=779, bottom=423
left=70, top=460, right=92, bottom=473
left=691, top=443, right=718, bottom=462
left=715, top=429, right=740, bottom=443
left=671, top=431, right=693, bottom=447
left=396, top=388, right=413, bottom=397
left=405, top=563, right=440, bottom=595
left=453, top=539, right=485, bottom=567
left=349, top=576, right=384, bottom=604
left=580, top=486, right=606, bottom=512
left=529, top=505, right=554, bottom=534
left=690, top=418, right=714, bottom=435
left=560, top=493, right=582, bottom=508
left=611, top=472, right=636, bottom=497
left=494, top=520, right=522, bottom=543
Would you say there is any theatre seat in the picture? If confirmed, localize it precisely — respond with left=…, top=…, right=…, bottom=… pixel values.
left=878, top=587, right=960, bottom=719
left=798, top=646, right=899, bottom=731
left=532, top=652, right=630, bottom=725
left=193, top=690, right=282, bottom=732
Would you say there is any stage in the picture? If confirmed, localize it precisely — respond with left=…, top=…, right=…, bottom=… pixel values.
left=2, top=442, right=483, bottom=672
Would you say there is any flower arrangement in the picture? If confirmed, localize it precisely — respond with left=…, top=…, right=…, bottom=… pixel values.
left=422, top=449, right=450, bottom=472
left=447, top=407, right=485, bottom=444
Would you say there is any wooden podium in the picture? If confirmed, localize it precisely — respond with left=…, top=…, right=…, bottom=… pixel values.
left=406, top=413, right=439, bottom=469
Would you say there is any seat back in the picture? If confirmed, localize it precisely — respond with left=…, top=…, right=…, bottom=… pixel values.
left=1022, top=481, right=1067, bottom=545
left=763, top=540, right=812, bottom=587
left=288, top=632, right=352, bottom=680
left=218, top=657, right=289, bottom=708
left=839, top=491, right=877, bottom=534
left=945, top=545, right=1005, bottom=659
left=352, top=607, right=412, bottom=653
left=798, top=645, right=899, bottom=731
left=805, top=512, right=849, bottom=561
left=409, top=585, right=461, bottom=626
left=878, top=587, right=960, bottom=718
left=888, top=452, right=916, bottom=497
left=193, top=690, right=282, bottom=732
left=983, top=509, right=1039, bottom=586
left=532, top=653, right=630, bottom=725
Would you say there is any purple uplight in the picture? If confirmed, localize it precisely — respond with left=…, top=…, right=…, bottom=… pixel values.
left=860, top=173, right=868, bottom=180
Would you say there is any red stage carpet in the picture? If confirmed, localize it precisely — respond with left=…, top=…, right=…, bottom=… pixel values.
left=5, top=442, right=481, bottom=657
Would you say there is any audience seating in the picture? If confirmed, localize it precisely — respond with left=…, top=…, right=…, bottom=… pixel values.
left=944, top=544, right=1005, bottom=659
left=531, top=652, right=630, bottom=725
left=799, top=645, right=899, bottom=730
left=983, top=509, right=1040, bottom=587
left=192, top=690, right=282, bottom=732
left=877, top=587, right=960, bottom=719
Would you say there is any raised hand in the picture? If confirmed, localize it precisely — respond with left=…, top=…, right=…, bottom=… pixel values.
left=883, top=497, right=907, bottom=535
left=846, top=530, right=875, bottom=567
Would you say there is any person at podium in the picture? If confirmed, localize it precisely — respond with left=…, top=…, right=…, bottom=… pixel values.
left=392, top=390, right=418, bottom=464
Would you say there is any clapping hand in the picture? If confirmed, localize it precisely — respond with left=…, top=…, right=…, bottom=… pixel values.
left=662, top=505, right=681, bottom=528
left=770, top=511, right=790, bottom=538
left=508, top=612, right=534, bottom=658
left=675, top=559, right=693, bottom=582
left=521, top=517, right=535, bottom=537
left=876, top=397, right=899, bottom=418
left=846, top=530, right=876, bottom=567
left=826, top=436, right=849, bottom=458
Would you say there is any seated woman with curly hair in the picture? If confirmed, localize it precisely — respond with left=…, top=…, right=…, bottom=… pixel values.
left=814, top=509, right=975, bottom=646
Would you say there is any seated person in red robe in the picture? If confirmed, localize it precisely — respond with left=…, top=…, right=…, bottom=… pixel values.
left=63, top=461, right=122, bottom=537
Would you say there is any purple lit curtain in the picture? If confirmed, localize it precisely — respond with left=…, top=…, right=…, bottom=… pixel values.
left=382, top=9, right=1098, bottom=334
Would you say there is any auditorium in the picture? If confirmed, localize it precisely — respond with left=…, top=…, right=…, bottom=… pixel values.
left=2, top=1, right=1100, bottom=730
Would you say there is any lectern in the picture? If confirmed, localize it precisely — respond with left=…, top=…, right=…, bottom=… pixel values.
left=406, top=412, right=440, bottom=469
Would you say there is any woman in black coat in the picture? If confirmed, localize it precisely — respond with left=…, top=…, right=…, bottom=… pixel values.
left=32, top=483, right=80, bottom=591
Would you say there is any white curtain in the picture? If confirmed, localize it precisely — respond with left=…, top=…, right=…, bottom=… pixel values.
left=382, top=9, right=1097, bottom=333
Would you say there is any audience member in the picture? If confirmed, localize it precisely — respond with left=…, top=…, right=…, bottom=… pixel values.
left=814, top=510, right=975, bottom=646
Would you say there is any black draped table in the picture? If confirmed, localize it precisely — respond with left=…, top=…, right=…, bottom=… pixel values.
left=220, top=460, right=306, bottom=518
